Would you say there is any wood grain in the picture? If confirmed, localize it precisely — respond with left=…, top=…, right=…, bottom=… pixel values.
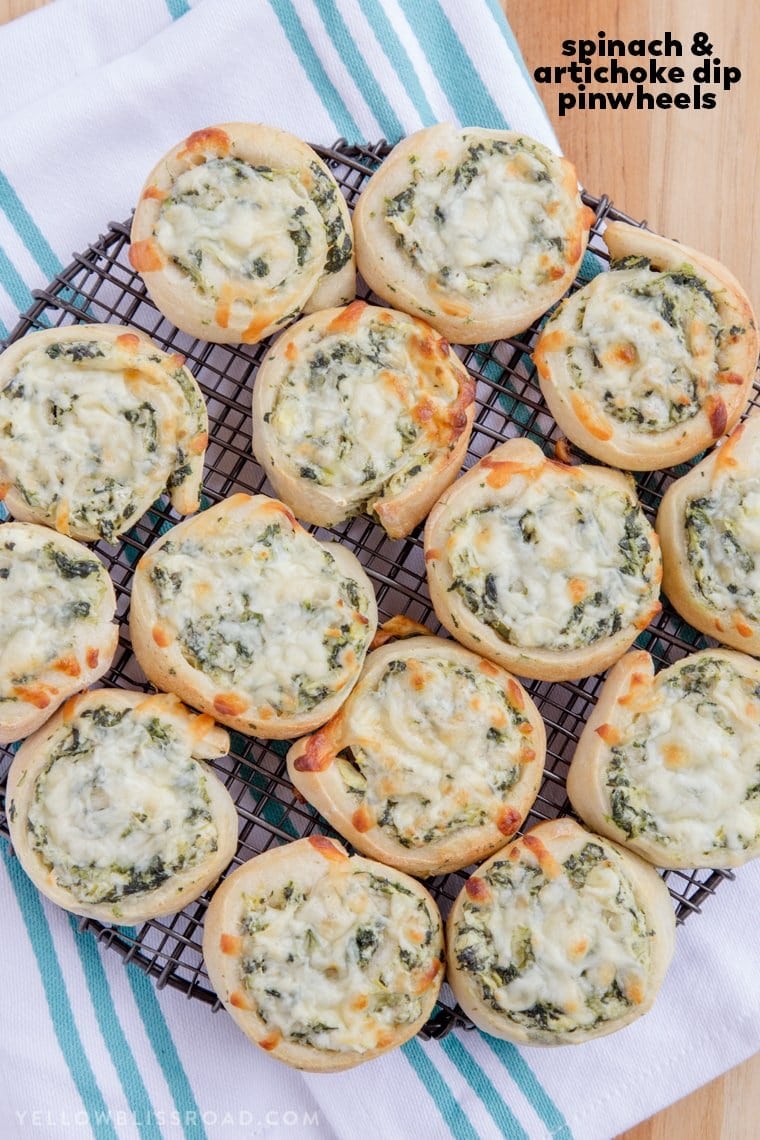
left=507, top=2, right=760, bottom=1137
left=0, top=0, right=48, bottom=21
left=508, top=0, right=760, bottom=316
left=1, top=0, right=758, bottom=1136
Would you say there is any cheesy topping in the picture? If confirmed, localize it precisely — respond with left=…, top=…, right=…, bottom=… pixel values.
left=266, top=310, right=465, bottom=508
left=446, top=481, right=658, bottom=651
left=338, top=657, right=534, bottom=846
left=156, top=158, right=327, bottom=309
left=384, top=136, right=576, bottom=305
left=26, top=703, right=219, bottom=908
left=559, top=260, right=725, bottom=434
left=149, top=516, right=373, bottom=715
left=0, top=531, right=108, bottom=703
left=685, top=477, right=760, bottom=623
left=0, top=338, right=203, bottom=542
left=236, top=866, right=440, bottom=1053
left=453, top=841, right=652, bottom=1039
left=605, top=656, right=760, bottom=857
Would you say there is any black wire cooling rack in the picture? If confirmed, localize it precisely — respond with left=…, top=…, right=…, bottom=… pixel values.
left=0, top=139, right=753, bottom=1040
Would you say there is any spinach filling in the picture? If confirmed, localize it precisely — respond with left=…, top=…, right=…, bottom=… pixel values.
left=268, top=317, right=442, bottom=502
left=150, top=523, right=370, bottom=715
left=45, top=342, right=106, bottom=363
left=308, top=160, right=352, bottom=274
left=288, top=205, right=312, bottom=268
left=161, top=157, right=323, bottom=298
left=27, top=707, right=218, bottom=906
left=454, top=845, right=650, bottom=1034
left=605, top=657, right=760, bottom=850
left=70, top=476, right=136, bottom=545
left=238, top=871, right=438, bottom=1048
left=684, top=481, right=759, bottom=622
left=447, top=491, right=655, bottom=652
left=335, top=660, right=529, bottom=847
left=384, top=136, right=566, bottom=294
left=569, top=259, right=722, bottom=433
left=45, top=543, right=100, bottom=580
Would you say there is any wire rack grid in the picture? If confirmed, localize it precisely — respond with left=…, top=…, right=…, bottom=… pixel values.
left=0, top=139, right=753, bottom=1040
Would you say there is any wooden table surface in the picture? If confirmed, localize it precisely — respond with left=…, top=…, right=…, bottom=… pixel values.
left=1, top=0, right=757, bottom=1135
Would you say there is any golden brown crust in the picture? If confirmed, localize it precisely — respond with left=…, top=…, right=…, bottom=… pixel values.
left=534, top=221, right=758, bottom=470
left=354, top=125, right=592, bottom=343
left=251, top=301, right=475, bottom=538
left=6, top=688, right=237, bottom=922
left=286, top=636, right=545, bottom=876
left=202, top=837, right=444, bottom=1070
left=446, top=818, right=676, bottom=1045
left=656, top=412, right=760, bottom=654
left=567, top=649, right=760, bottom=868
left=130, top=123, right=355, bottom=344
left=0, top=324, right=207, bottom=537
left=129, top=493, right=377, bottom=738
left=0, top=523, right=118, bottom=743
left=424, top=438, right=662, bottom=681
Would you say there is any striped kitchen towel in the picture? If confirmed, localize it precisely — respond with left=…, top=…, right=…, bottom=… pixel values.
left=0, top=2, right=759, bottom=1138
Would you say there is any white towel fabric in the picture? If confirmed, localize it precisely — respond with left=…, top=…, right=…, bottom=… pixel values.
left=0, top=2, right=758, bottom=1138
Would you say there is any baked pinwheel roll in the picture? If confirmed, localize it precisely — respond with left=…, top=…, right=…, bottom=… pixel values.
left=447, top=818, right=675, bottom=1045
left=353, top=124, right=593, bottom=343
left=0, top=325, right=207, bottom=542
left=6, top=689, right=238, bottom=922
left=203, top=836, right=444, bottom=1071
left=534, top=221, right=758, bottom=470
left=130, top=123, right=355, bottom=344
left=0, top=523, right=118, bottom=743
left=424, top=438, right=662, bottom=681
left=130, top=494, right=377, bottom=738
left=656, top=412, right=760, bottom=655
left=252, top=301, right=475, bottom=538
left=567, top=649, right=760, bottom=868
left=287, top=636, right=545, bottom=876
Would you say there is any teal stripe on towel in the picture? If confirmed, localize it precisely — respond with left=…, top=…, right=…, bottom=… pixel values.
left=0, top=244, right=39, bottom=314
left=312, top=0, right=404, bottom=140
left=165, top=0, right=191, bottom=19
left=124, top=959, right=209, bottom=1140
left=441, top=1034, right=529, bottom=1139
left=397, top=0, right=509, bottom=128
left=268, top=0, right=363, bottom=140
left=0, top=170, right=62, bottom=277
left=357, top=0, right=437, bottom=127
left=481, top=0, right=546, bottom=100
left=485, top=1037, right=574, bottom=1139
left=67, top=918, right=163, bottom=1140
left=402, top=1038, right=481, bottom=1140
left=1, top=841, right=119, bottom=1140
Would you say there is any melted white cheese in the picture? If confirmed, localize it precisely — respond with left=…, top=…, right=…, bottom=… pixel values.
left=605, top=657, right=760, bottom=857
left=686, top=477, right=760, bottom=622
left=454, top=842, right=651, bottom=1037
left=562, top=266, right=721, bottom=433
left=150, top=515, right=372, bottom=715
left=27, top=704, right=219, bottom=906
left=385, top=137, right=574, bottom=302
left=237, top=867, right=439, bottom=1053
left=156, top=158, right=324, bottom=304
left=342, top=657, right=534, bottom=845
left=268, top=312, right=461, bottom=502
left=0, top=340, right=190, bottom=541
left=0, top=531, right=107, bottom=700
left=446, top=479, right=657, bottom=651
